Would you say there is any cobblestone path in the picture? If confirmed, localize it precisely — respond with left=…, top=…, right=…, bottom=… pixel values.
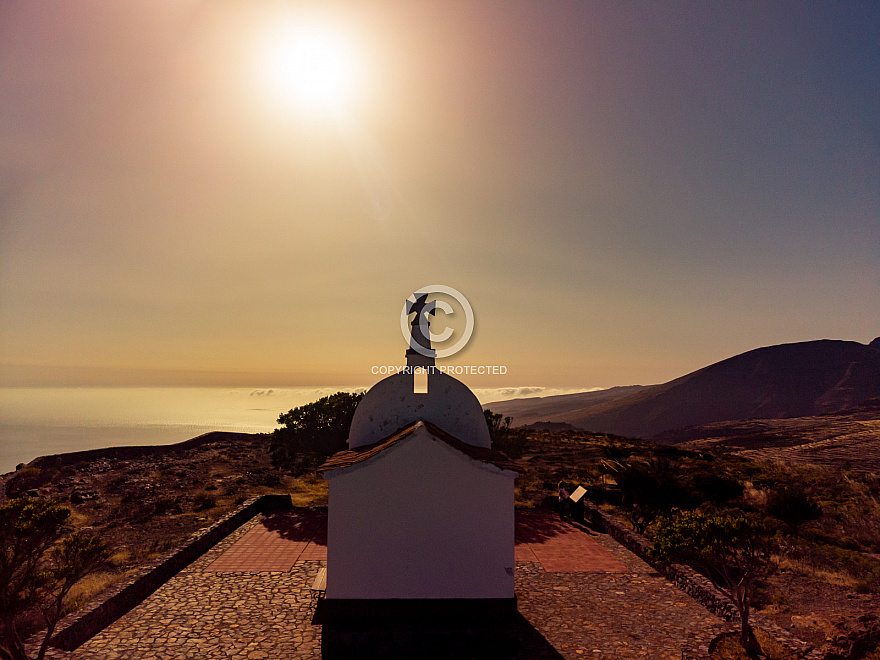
left=41, top=510, right=730, bottom=659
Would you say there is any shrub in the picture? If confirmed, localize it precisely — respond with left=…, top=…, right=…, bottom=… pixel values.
left=688, top=470, right=744, bottom=506
left=483, top=409, right=528, bottom=458
left=766, top=484, right=821, bottom=532
left=854, top=564, right=880, bottom=594
left=152, top=497, right=181, bottom=516
left=605, top=457, right=686, bottom=534
left=192, top=493, right=216, bottom=511
left=104, top=475, right=128, bottom=494
left=5, top=467, right=51, bottom=498
left=601, top=442, right=632, bottom=463
left=788, top=542, right=880, bottom=582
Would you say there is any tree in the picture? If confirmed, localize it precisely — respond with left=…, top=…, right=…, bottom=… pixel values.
left=270, top=391, right=364, bottom=472
left=0, top=498, right=110, bottom=660
left=652, top=511, right=775, bottom=652
left=483, top=409, right=527, bottom=459
left=604, top=457, right=685, bottom=534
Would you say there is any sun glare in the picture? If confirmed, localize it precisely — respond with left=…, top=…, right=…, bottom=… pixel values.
left=260, top=22, right=360, bottom=113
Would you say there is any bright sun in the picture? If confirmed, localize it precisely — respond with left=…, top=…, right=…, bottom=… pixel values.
left=260, top=22, right=360, bottom=113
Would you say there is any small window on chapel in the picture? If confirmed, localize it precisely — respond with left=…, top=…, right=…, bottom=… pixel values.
left=413, top=368, right=428, bottom=394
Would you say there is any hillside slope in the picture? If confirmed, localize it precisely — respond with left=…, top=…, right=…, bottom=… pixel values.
left=491, top=338, right=880, bottom=438
left=656, top=397, right=880, bottom=473
left=484, top=385, right=650, bottom=426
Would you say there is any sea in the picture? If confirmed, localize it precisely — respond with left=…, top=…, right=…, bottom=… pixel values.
left=0, top=385, right=578, bottom=475
left=0, top=387, right=356, bottom=475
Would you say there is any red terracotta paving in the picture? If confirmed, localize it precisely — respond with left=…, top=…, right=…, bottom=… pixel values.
left=515, top=509, right=628, bottom=573
left=208, top=507, right=625, bottom=573
left=206, top=509, right=327, bottom=571
left=514, top=543, right=539, bottom=562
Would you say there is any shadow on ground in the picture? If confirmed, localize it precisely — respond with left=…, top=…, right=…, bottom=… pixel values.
left=515, top=507, right=588, bottom=544
left=263, top=506, right=580, bottom=548
left=318, top=611, right=563, bottom=659
left=261, top=508, right=327, bottom=545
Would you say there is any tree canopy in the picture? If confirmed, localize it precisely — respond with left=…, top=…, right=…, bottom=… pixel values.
left=652, top=511, right=776, bottom=651
left=0, top=497, right=109, bottom=660
left=270, top=391, right=364, bottom=472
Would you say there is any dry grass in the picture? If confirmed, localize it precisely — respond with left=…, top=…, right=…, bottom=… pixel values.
left=127, top=537, right=178, bottom=564
left=108, top=549, right=130, bottom=565
left=742, top=481, right=767, bottom=506
left=67, top=509, right=90, bottom=527
left=709, top=628, right=793, bottom=660
left=709, top=633, right=752, bottom=659
left=287, top=474, right=328, bottom=506
left=63, top=570, right=130, bottom=613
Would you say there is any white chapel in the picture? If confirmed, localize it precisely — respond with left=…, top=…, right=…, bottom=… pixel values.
left=319, top=294, right=518, bottom=605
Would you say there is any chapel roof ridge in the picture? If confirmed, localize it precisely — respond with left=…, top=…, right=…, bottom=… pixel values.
left=319, top=420, right=520, bottom=474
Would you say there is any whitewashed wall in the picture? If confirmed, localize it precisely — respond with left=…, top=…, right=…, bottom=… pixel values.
left=325, top=425, right=515, bottom=599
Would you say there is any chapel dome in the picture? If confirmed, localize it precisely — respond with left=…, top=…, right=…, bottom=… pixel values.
left=348, top=370, right=491, bottom=449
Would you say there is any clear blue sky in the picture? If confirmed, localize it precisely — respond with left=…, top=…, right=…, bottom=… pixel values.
left=1, top=1, right=878, bottom=389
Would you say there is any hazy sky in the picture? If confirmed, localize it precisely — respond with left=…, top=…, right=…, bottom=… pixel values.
left=1, top=1, right=878, bottom=390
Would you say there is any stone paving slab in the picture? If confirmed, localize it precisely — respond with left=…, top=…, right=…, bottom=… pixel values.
left=39, top=509, right=730, bottom=659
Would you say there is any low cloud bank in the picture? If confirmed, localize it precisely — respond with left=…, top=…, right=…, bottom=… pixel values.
left=473, top=387, right=604, bottom=405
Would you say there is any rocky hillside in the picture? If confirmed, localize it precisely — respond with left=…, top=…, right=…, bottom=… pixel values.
left=0, top=431, right=325, bottom=572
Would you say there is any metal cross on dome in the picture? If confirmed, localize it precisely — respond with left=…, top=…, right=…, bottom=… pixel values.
left=405, top=293, right=437, bottom=366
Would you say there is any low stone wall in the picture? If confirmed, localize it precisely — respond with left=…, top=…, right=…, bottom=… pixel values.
left=581, top=501, right=824, bottom=659
left=49, top=493, right=292, bottom=652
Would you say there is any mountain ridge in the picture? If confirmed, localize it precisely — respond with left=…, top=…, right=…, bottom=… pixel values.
left=487, top=338, right=880, bottom=438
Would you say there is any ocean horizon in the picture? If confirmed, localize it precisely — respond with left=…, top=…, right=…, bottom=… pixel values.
left=0, top=385, right=589, bottom=474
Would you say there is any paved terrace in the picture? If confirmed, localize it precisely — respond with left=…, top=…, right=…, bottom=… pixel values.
left=42, top=509, right=730, bottom=659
